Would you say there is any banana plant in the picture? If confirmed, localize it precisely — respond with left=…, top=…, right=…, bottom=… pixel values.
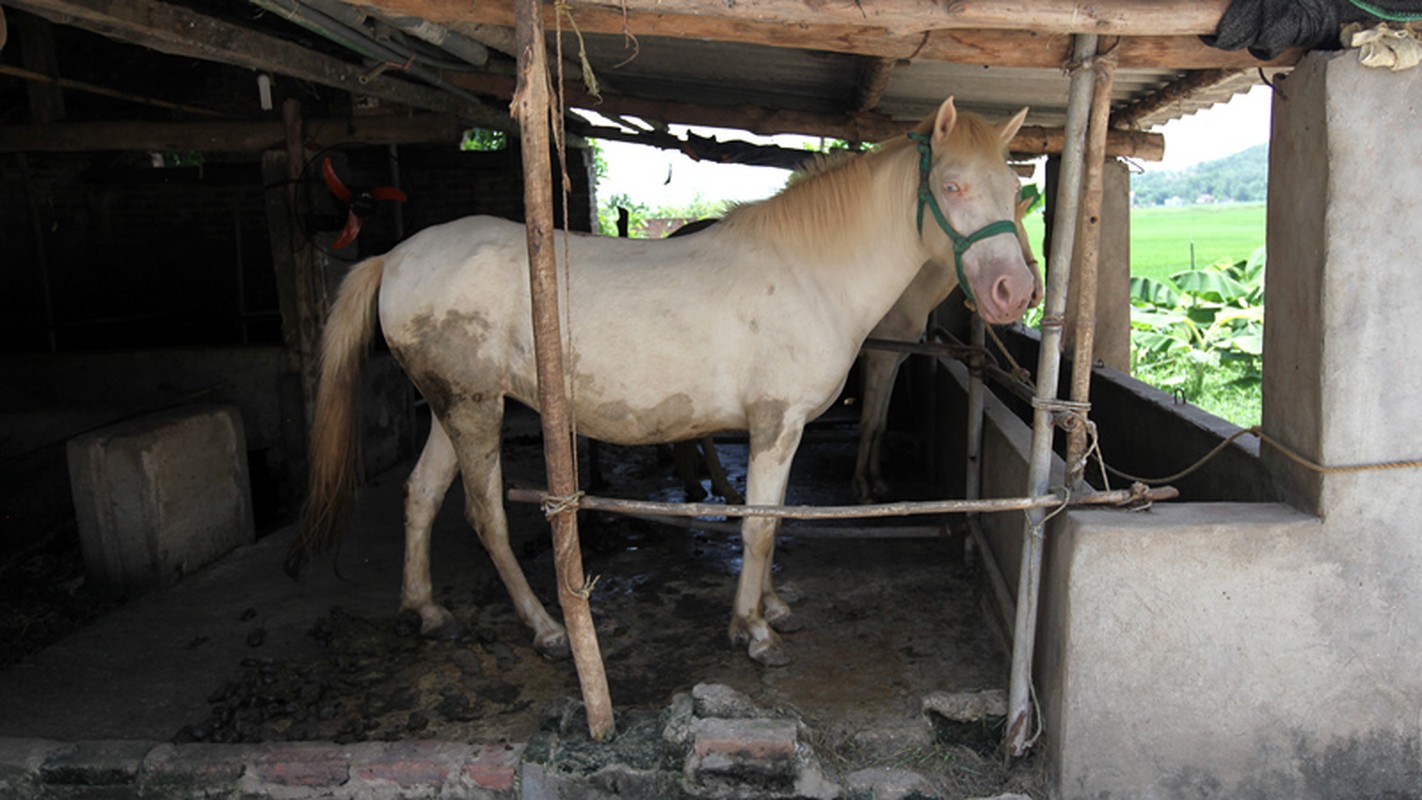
left=1129, top=246, right=1265, bottom=396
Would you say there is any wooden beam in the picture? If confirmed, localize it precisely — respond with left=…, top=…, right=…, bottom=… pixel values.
left=5, top=0, right=508, bottom=125
left=356, top=0, right=1234, bottom=36
left=1018, top=125, right=1161, bottom=161
left=0, top=114, right=470, bottom=152
left=451, top=71, right=1165, bottom=159
left=853, top=57, right=897, bottom=113
left=351, top=0, right=1297, bottom=69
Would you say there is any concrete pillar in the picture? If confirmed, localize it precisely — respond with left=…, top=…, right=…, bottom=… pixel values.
left=1045, top=156, right=1131, bottom=372
left=67, top=404, right=255, bottom=596
left=1264, top=52, right=1422, bottom=517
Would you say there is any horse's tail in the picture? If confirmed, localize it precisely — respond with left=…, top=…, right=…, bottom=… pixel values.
left=285, top=256, right=386, bottom=577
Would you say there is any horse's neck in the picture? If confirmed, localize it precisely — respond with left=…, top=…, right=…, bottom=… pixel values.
left=804, top=151, right=934, bottom=344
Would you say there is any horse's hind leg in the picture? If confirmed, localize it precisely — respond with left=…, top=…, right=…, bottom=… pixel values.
left=701, top=436, right=744, bottom=504
left=853, top=349, right=908, bottom=503
left=446, top=396, right=569, bottom=659
left=401, top=416, right=462, bottom=638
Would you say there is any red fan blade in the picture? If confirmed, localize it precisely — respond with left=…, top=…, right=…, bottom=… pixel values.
left=332, top=209, right=362, bottom=249
left=369, top=186, right=407, bottom=202
left=321, top=158, right=353, bottom=204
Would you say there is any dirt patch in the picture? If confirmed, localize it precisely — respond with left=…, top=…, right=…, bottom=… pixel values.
left=0, top=521, right=120, bottom=670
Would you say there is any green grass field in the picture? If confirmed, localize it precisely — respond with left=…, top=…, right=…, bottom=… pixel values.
left=1018, top=201, right=1267, bottom=427
left=1019, top=201, right=1265, bottom=281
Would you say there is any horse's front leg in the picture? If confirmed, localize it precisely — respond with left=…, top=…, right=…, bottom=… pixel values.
left=401, top=417, right=462, bottom=638
left=729, top=411, right=805, bottom=666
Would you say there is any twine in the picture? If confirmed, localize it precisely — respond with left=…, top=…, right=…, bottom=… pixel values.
left=541, top=491, right=585, bottom=518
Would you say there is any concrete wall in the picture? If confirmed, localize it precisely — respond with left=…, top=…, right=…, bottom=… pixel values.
left=1021, top=53, right=1422, bottom=798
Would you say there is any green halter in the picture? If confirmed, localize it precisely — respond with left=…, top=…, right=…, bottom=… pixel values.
left=908, top=131, right=1019, bottom=307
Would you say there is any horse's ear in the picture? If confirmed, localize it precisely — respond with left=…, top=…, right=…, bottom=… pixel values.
left=999, top=107, right=1029, bottom=145
left=932, top=97, right=958, bottom=147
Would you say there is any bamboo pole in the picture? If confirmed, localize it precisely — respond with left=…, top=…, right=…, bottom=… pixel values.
left=1065, top=44, right=1119, bottom=484
left=1005, top=33, right=1098, bottom=759
left=511, top=0, right=614, bottom=741
left=508, top=484, right=1178, bottom=519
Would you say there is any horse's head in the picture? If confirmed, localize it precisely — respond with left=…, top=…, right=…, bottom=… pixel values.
left=913, top=98, right=1039, bottom=324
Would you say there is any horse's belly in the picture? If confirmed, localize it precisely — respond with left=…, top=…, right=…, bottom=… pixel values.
left=565, top=382, right=741, bottom=445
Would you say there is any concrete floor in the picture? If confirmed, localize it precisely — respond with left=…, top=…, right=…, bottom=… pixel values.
left=0, top=407, right=1007, bottom=752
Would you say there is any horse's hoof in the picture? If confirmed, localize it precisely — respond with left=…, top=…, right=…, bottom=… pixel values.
left=684, top=483, right=708, bottom=502
left=768, top=611, right=803, bottom=634
left=423, top=617, right=465, bottom=641
left=536, top=632, right=572, bottom=661
left=722, top=489, right=745, bottom=505
left=749, top=638, right=792, bottom=667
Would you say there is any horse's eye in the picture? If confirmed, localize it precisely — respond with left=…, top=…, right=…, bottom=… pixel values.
left=943, top=182, right=961, bottom=194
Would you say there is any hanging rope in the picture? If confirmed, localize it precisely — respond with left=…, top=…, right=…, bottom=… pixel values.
left=549, top=4, right=588, bottom=497
left=1106, top=425, right=1422, bottom=486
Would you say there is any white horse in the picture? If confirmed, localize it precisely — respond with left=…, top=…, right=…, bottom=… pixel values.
left=287, top=98, right=1035, bottom=667
left=852, top=192, right=1042, bottom=502
left=671, top=197, right=1041, bottom=505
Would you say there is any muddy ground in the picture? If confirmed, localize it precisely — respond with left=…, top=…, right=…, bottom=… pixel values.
left=1, top=405, right=1044, bottom=796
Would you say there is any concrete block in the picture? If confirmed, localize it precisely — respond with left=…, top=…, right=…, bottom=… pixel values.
left=66, top=404, right=254, bottom=596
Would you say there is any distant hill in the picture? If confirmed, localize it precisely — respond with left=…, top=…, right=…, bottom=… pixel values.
left=1132, top=144, right=1267, bottom=206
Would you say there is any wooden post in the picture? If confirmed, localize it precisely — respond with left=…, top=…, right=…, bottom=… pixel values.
left=512, top=0, right=615, bottom=741
left=1064, top=43, right=1118, bottom=484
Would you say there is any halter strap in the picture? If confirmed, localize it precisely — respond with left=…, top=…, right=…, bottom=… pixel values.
left=908, top=131, right=1019, bottom=306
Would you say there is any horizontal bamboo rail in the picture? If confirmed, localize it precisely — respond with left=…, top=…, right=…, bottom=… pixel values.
left=508, top=483, right=1177, bottom=520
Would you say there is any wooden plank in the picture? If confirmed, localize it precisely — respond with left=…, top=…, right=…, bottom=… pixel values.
left=5, top=0, right=507, bottom=124
left=451, top=71, right=1165, bottom=158
left=351, top=0, right=1297, bottom=68
left=0, top=114, right=469, bottom=152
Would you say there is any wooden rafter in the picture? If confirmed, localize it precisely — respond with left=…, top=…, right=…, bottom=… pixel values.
left=449, top=71, right=1165, bottom=159
left=1110, top=68, right=1255, bottom=129
left=350, top=0, right=1299, bottom=69
left=4, top=0, right=509, bottom=126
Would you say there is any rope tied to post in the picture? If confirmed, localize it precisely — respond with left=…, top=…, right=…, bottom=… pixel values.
left=541, top=491, right=585, bottom=519
left=1061, top=38, right=1120, bottom=77
left=1030, top=395, right=1092, bottom=431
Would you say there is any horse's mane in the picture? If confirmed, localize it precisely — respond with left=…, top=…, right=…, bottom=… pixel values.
left=721, top=110, right=1007, bottom=257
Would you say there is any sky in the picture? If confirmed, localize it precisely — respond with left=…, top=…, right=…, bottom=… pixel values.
left=585, top=84, right=1276, bottom=209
